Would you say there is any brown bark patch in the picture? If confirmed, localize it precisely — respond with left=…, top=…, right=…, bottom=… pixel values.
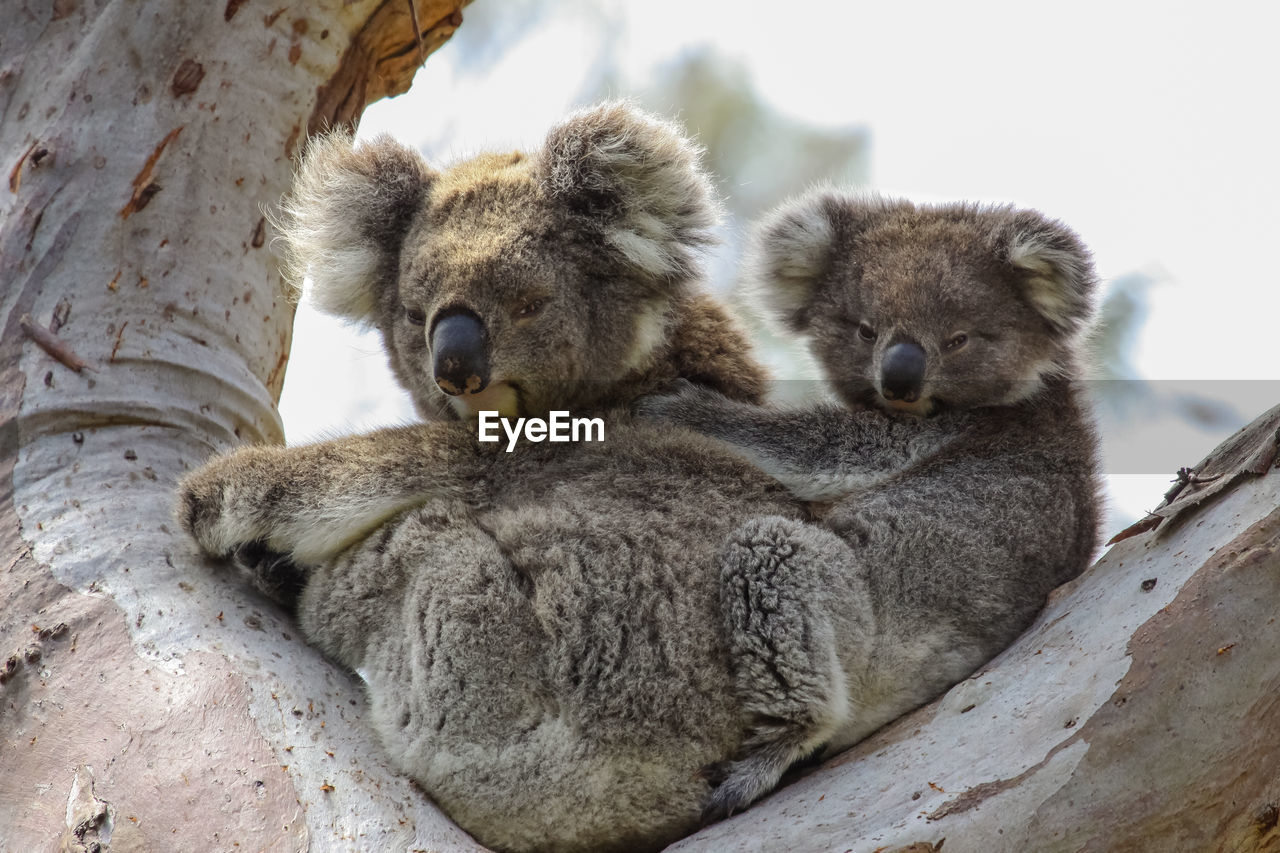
left=284, top=122, right=302, bottom=158
left=1024, top=500, right=1280, bottom=850
left=8, top=140, right=38, bottom=193
left=171, top=59, right=206, bottom=97
left=308, top=0, right=467, bottom=136
left=266, top=347, right=289, bottom=395
left=0, top=518, right=307, bottom=849
left=119, top=126, right=184, bottom=219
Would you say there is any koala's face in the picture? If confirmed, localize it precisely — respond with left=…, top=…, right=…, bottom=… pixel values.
left=277, top=103, right=716, bottom=420
left=387, top=152, right=674, bottom=419
left=804, top=221, right=1072, bottom=414
left=748, top=195, right=1096, bottom=415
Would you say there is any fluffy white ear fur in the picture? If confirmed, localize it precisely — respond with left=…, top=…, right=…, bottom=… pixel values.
left=1004, top=217, right=1097, bottom=336
left=271, top=132, right=431, bottom=325
left=740, top=192, right=839, bottom=331
left=541, top=101, right=719, bottom=281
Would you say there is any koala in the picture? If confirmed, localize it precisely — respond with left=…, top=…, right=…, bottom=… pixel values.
left=178, top=103, right=816, bottom=853
left=636, top=191, right=1103, bottom=815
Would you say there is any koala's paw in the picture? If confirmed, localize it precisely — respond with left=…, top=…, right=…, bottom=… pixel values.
left=701, top=736, right=829, bottom=824
left=175, top=452, right=269, bottom=558
left=177, top=470, right=231, bottom=557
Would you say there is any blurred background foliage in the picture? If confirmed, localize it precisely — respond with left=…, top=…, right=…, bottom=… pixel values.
left=281, top=0, right=1266, bottom=537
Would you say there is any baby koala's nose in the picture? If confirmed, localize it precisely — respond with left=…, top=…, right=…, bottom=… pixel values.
left=880, top=340, right=926, bottom=403
left=431, top=310, right=491, bottom=396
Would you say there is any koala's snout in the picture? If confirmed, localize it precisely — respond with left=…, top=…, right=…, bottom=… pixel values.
left=431, top=310, right=491, bottom=397
left=879, top=340, right=926, bottom=403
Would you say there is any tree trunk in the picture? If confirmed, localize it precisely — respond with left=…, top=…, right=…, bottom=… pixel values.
left=671, top=404, right=1280, bottom=853
left=0, top=2, right=478, bottom=849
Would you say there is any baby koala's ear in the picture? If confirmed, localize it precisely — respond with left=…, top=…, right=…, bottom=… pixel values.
left=273, top=131, right=434, bottom=324
left=539, top=101, right=718, bottom=283
left=997, top=210, right=1098, bottom=337
left=743, top=191, right=896, bottom=332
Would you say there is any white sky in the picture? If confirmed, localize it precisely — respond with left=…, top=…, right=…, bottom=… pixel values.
left=280, top=0, right=1280, bottom=530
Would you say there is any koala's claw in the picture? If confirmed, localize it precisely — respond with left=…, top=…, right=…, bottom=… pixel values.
left=698, top=759, right=731, bottom=788
left=230, top=541, right=308, bottom=611
left=700, top=762, right=766, bottom=824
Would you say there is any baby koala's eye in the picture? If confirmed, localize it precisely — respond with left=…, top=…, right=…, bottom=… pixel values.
left=516, top=299, right=545, bottom=320
left=944, top=332, right=969, bottom=352
left=404, top=306, right=427, bottom=326
left=857, top=322, right=877, bottom=342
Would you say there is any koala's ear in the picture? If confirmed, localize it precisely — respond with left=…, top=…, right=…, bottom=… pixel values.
left=998, top=211, right=1098, bottom=336
left=742, top=192, right=839, bottom=331
left=743, top=191, right=897, bottom=331
left=273, top=131, right=433, bottom=324
left=540, top=101, right=718, bottom=282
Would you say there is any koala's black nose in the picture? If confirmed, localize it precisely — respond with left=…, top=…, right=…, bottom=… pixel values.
left=430, top=310, right=490, bottom=396
left=880, top=340, right=927, bottom=403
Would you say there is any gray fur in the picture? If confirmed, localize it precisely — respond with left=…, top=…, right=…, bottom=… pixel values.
left=636, top=191, right=1103, bottom=813
left=181, top=121, right=1100, bottom=848
left=179, top=103, right=799, bottom=853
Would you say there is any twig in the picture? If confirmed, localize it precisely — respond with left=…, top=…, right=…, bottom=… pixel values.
left=110, top=321, right=129, bottom=363
left=20, top=313, right=95, bottom=373
left=1105, top=512, right=1162, bottom=546
left=406, top=0, right=426, bottom=68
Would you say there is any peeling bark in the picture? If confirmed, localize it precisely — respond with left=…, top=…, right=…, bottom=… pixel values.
left=0, top=2, right=472, bottom=849
left=310, top=0, right=466, bottom=138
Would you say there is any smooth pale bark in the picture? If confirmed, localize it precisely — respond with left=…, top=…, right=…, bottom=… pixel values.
left=0, top=2, right=478, bottom=850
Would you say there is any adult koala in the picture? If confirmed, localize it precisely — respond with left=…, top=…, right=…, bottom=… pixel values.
left=179, top=103, right=811, bottom=853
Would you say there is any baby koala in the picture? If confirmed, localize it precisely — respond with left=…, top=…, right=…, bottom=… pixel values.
left=638, top=192, right=1103, bottom=816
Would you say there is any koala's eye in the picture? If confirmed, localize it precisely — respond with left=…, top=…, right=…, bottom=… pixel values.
left=944, top=332, right=969, bottom=352
left=404, top=306, right=427, bottom=326
left=857, top=322, right=877, bottom=342
left=515, top=299, right=545, bottom=320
